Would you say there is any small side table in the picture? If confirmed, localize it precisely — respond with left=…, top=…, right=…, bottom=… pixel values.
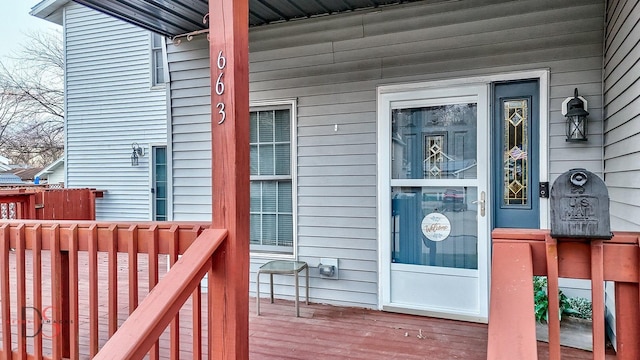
left=256, top=260, right=309, bottom=317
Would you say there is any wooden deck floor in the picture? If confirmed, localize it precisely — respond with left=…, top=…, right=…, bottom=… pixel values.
left=250, top=300, right=613, bottom=360
left=0, top=251, right=614, bottom=359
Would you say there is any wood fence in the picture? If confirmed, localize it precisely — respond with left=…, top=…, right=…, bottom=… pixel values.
left=0, top=189, right=102, bottom=220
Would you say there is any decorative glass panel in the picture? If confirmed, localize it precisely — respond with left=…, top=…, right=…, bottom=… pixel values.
left=503, top=99, right=528, bottom=205
left=424, top=134, right=445, bottom=179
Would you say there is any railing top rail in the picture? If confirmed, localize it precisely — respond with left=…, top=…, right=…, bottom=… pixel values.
left=492, top=228, right=639, bottom=244
left=0, top=220, right=211, bottom=228
left=0, top=221, right=212, bottom=254
left=94, top=228, right=228, bottom=359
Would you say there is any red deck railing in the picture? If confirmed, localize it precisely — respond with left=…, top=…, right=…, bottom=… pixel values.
left=488, top=229, right=640, bottom=360
left=0, top=220, right=214, bottom=359
left=95, top=228, right=227, bottom=359
left=0, top=189, right=102, bottom=220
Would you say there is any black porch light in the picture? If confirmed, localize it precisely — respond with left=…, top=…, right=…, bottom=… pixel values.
left=131, top=142, right=144, bottom=166
left=563, top=88, right=589, bottom=142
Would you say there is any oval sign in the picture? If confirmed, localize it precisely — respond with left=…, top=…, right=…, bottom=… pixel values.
left=421, top=213, right=451, bottom=242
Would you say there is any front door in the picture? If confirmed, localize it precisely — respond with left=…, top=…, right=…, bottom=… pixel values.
left=379, top=85, right=489, bottom=322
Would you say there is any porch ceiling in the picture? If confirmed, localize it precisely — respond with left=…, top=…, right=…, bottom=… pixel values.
left=71, top=0, right=422, bottom=38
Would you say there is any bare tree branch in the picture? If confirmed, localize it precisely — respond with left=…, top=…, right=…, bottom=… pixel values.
left=0, top=29, right=63, bottom=167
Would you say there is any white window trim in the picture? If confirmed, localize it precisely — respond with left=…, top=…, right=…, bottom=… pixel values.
left=249, top=99, right=298, bottom=260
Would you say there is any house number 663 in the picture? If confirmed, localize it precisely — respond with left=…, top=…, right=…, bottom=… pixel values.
left=216, top=50, right=226, bottom=124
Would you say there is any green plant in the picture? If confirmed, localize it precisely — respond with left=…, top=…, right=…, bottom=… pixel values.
left=533, top=276, right=581, bottom=323
left=567, top=297, right=592, bottom=320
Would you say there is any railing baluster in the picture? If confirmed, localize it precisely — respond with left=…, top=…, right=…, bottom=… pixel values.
left=169, top=225, right=180, bottom=360
left=544, top=234, right=561, bottom=360
left=193, top=285, right=202, bottom=360
left=50, top=224, right=63, bottom=360
left=208, top=259, right=216, bottom=358
left=0, top=224, right=11, bottom=357
left=32, top=224, right=43, bottom=359
left=108, top=224, right=118, bottom=336
left=129, top=225, right=139, bottom=313
left=148, top=225, right=159, bottom=360
left=591, top=240, right=605, bottom=360
left=88, top=224, right=99, bottom=356
left=16, top=224, right=27, bottom=358
left=69, top=224, right=80, bottom=359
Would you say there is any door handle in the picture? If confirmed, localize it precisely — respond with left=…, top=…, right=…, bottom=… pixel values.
left=472, top=191, right=486, bottom=217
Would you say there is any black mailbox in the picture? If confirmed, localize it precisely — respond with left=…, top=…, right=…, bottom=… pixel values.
left=550, top=168, right=612, bottom=240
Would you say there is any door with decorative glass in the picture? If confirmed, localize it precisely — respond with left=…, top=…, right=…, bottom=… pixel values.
left=492, top=80, right=539, bottom=229
left=379, top=85, right=489, bottom=322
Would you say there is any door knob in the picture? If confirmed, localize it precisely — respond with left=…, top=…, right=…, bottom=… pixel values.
left=472, top=191, right=486, bottom=217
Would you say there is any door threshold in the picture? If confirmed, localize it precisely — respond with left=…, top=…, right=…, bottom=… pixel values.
left=382, top=305, right=488, bottom=324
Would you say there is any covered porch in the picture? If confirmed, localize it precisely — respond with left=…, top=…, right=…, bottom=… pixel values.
left=13, top=0, right=640, bottom=358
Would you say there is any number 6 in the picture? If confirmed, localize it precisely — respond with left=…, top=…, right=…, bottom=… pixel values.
left=215, top=72, right=224, bottom=95
left=217, top=51, right=226, bottom=70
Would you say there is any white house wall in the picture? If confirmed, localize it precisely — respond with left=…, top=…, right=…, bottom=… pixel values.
left=168, top=0, right=605, bottom=308
left=65, top=3, right=167, bottom=220
left=603, top=0, right=640, bottom=348
left=48, top=166, right=65, bottom=186
left=604, top=0, right=640, bottom=231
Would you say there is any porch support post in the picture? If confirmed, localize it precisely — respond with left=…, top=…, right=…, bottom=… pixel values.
left=209, top=0, right=250, bottom=359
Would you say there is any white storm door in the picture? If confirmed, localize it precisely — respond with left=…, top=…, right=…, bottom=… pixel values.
left=379, top=85, right=490, bottom=323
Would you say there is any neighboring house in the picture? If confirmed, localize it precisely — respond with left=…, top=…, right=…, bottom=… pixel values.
left=0, top=173, right=24, bottom=186
left=0, top=156, right=10, bottom=172
left=32, top=0, right=639, bottom=337
left=31, top=0, right=169, bottom=221
left=35, top=156, right=65, bottom=186
left=8, top=167, right=45, bottom=183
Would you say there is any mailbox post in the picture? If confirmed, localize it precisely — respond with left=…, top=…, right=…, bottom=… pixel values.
left=550, top=168, right=612, bottom=239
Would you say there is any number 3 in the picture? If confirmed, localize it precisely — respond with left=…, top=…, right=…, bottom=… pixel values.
left=217, top=102, right=226, bottom=124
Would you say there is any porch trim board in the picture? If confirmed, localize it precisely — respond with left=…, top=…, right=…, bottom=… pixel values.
left=376, top=69, right=550, bottom=322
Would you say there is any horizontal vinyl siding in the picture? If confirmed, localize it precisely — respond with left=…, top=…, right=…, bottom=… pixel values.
left=604, top=0, right=640, bottom=231
left=169, top=0, right=604, bottom=308
left=65, top=3, right=167, bottom=220
left=167, top=38, right=211, bottom=221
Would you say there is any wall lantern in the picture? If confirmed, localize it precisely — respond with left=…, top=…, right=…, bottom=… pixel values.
left=562, top=88, right=589, bottom=142
left=131, top=142, right=144, bottom=166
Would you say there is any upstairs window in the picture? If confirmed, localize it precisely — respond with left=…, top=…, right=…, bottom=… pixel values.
left=151, top=33, right=165, bottom=86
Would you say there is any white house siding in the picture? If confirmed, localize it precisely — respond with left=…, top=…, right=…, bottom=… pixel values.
left=64, top=3, right=167, bottom=220
left=603, top=0, right=640, bottom=348
left=48, top=166, right=65, bottom=186
left=604, top=0, right=640, bottom=231
left=168, top=0, right=604, bottom=308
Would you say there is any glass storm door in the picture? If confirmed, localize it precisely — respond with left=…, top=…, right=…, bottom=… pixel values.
left=379, top=85, right=489, bottom=322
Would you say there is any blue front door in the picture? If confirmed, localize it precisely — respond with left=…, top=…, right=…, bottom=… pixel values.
left=492, top=80, right=540, bottom=229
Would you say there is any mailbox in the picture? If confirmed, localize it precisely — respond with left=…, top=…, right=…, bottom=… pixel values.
left=550, top=168, right=612, bottom=240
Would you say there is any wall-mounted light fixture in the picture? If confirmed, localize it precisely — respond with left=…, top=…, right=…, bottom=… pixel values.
left=562, top=88, right=589, bottom=142
left=131, top=142, right=144, bottom=166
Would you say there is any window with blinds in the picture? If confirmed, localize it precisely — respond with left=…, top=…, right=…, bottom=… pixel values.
left=250, top=107, right=293, bottom=254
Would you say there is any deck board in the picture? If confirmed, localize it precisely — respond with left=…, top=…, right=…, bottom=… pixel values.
left=0, top=251, right=615, bottom=359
